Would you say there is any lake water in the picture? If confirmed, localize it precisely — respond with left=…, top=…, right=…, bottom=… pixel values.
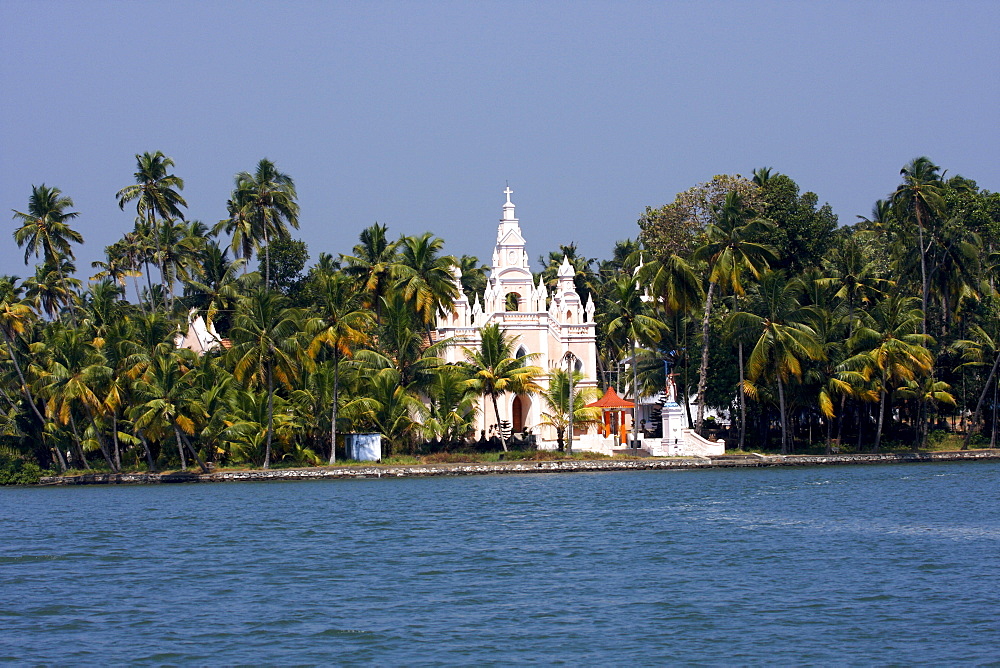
left=2, top=462, right=999, bottom=665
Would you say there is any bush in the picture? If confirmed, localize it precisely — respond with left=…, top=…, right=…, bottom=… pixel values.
left=0, top=457, right=44, bottom=485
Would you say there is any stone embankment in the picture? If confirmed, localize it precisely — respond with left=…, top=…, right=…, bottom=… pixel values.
left=37, top=449, right=1000, bottom=485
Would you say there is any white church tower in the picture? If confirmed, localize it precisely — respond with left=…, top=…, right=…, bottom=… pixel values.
left=437, top=187, right=599, bottom=449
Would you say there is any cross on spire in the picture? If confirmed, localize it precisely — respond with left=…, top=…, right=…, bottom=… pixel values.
left=504, top=186, right=513, bottom=204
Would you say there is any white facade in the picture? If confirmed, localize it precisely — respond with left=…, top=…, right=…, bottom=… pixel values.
left=436, top=187, right=600, bottom=449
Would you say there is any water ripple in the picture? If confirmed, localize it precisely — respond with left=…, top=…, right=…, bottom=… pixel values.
left=2, top=462, right=1000, bottom=664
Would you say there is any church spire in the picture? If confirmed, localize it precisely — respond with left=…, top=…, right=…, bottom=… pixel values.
left=502, top=185, right=516, bottom=222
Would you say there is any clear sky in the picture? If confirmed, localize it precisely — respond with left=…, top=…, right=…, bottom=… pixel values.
left=2, top=1, right=998, bottom=279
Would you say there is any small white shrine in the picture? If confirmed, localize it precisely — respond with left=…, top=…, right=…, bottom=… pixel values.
left=436, top=187, right=604, bottom=450
left=653, top=373, right=725, bottom=457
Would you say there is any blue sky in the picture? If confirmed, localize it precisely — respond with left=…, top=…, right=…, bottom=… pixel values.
left=2, top=1, right=998, bottom=279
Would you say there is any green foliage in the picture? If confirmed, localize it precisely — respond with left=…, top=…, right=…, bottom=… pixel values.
left=0, top=455, right=45, bottom=485
left=258, top=238, right=308, bottom=296
left=5, top=155, right=1000, bottom=468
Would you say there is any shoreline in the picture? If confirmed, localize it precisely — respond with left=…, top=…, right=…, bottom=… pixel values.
left=35, top=448, right=1000, bottom=485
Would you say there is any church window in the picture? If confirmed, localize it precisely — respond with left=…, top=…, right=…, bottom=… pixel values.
left=505, top=292, right=520, bottom=312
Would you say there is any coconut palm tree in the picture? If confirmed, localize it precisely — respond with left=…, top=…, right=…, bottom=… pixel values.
left=844, top=292, right=933, bottom=451
left=956, top=324, right=1000, bottom=448
left=116, top=151, right=187, bottom=308
left=463, top=323, right=543, bottom=452
left=227, top=289, right=301, bottom=468
left=730, top=271, right=824, bottom=453
left=307, top=271, right=374, bottom=463
left=458, top=254, right=489, bottom=303
left=38, top=327, right=119, bottom=471
left=341, top=223, right=401, bottom=321
left=22, top=259, right=80, bottom=321
left=396, top=233, right=459, bottom=329
left=340, top=367, right=425, bottom=456
left=603, top=273, right=665, bottom=445
left=226, top=159, right=300, bottom=290
left=425, top=365, right=480, bottom=448
left=12, top=184, right=84, bottom=322
left=893, top=157, right=946, bottom=336
left=131, top=350, right=209, bottom=472
left=183, top=241, right=247, bottom=331
left=0, top=298, right=60, bottom=468
left=691, top=190, right=777, bottom=433
left=537, top=369, right=601, bottom=451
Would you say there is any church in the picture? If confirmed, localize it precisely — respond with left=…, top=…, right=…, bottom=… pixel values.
left=435, top=187, right=604, bottom=451
left=435, top=187, right=725, bottom=457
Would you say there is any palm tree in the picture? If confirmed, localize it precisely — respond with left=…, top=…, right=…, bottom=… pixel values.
left=226, top=159, right=300, bottom=290
left=38, top=327, right=119, bottom=471
left=12, top=184, right=84, bottom=322
left=131, top=350, right=209, bottom=472
left=893, top=157, right=946, bottom=336
left=956, top=325, right=1000, bottom=448
left=463, top=323, right=543, bottom=452
left=640, top=253, right=702, bottom=317
left=458, top=255, right=489, bottom=303
left=157, top=220, right=208, bottom=309
left=603, top=273, right=665, bottom=445
left=183, top=241, right=247, bottom=331
left=341, top=223, right=401, bottom=321
left=423, top=364, right=479, bottom=448
left=23, top=259, right=80, bottom=321
left=91, top=240, right=142, bottom=303
left=844, top=292, right=933, bottom=451
left=396, top=232, right=459, bottom=329
left=691, top=190, right=777, bottom=433
left=307, top=272, right=373, bottom=463
left=228, top=289, right=301, bottom=468
left=340, top=367, right=424, bottom=456
left=116, top=151, right=187, bottom=308
left=539, top=243, right=599, bottom=304
left=730, top=271, right=824, bottom=453
left=537, top=369, right=601, bottom=451
left=818, top=235, right=890, bottom=338
left=0, top=298, right=60, bottom=467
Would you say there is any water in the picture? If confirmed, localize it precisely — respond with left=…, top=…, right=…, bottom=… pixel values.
left=2, top=462, right=999, bottom=665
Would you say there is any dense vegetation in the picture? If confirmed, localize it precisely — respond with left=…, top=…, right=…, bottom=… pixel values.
left=3, top=152, right=999, bottom=478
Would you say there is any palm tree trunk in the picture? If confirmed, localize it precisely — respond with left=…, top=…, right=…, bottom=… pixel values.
left=964, top=348, right=1000, bottom=449
left=835, top=395, right=846, bottom=448
left=329, top=355, right=339, bottom=465
left=264, top=361, right=275, bottom=468
left=696, top=281, right=717, bottom=434
left=177, top=428, right=209, bottom=473
left=132, top=272, right=147, bottom=315
left=991, top=380, right=998, bottom=449
left=3, top=334, right=48, bottom=428
left=138, top=431, right=156, bottom=472
left=492, top=393, right=508, bottom=452
left=738, top=341, right=746, bottom=451
left=112, top=414, right=121, bottom=471
left=916, top=207, right=929, bottom=337
left=175, top=423, right=187, bottom=470
left=83, top=406, right=118, bottom=472
left=54, top=261, right=78, bottom=327
left=777, top=375, right=789, bottom=454
left=68, top=414, right=90, bottom=470
left=263, top=224, right=271, bottom=291
left=149, top=209, right=170, bottom=312
left=874, top=387, right=887, bottom=453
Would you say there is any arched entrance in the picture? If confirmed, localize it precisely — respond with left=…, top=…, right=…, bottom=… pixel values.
left=511, top=394, right=530, bottom=433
